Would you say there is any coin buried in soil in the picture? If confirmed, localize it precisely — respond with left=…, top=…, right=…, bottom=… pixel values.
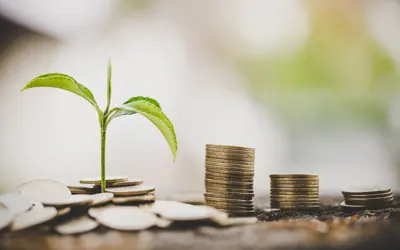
left=97, top=206, right=158, bottom=231
left=105, top=185, right=155, bottom=196
left=80, top=176, right=129, bottom=185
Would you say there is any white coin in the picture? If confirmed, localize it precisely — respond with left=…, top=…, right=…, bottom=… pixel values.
left=88, top=205, right=116, bottom=219
left=97, top=206, right=157, bottom=231
left=105, top=185, right=155, bottom=196
left=147, top=200, right=212, bottom=221
left=30, top=201, right=44, bottom=211
left=11, top=207, right=57, bottom=231
left=90, top=193, right=114, bottom=206
left=55, top=216, right=99, bottom=235
left=0, top=193, right=32, bottom=215
left=155, top=218, right=172, bottom=228
left=112, top=193, right=155, bottom=204
left=17, top=179, right=71, bottom=204
left=80, top=176, right=129, bottom=185
left=43, top=195, right=93, bottom=207
left=95, top=178, right=144, bottom=188
left=0, top=207, right=14, bottom=230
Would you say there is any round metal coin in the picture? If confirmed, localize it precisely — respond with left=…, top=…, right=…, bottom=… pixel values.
left=106, top=185, right=155, bottom=196
left=55, top=216, right=99, bottom=235
left=80, top=176, right=129, bottom=185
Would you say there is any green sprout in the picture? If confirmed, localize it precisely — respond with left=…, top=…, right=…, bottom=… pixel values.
left=22, top=60, right=178, bottom=192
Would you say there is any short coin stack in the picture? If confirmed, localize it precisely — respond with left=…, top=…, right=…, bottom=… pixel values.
left=68, top=176, right=156, bottom=204
left=204, top=144, right=255, bottom=217
left=270, top=174, right=319, bottom=210
left=341, top=187, right=394, bottom=211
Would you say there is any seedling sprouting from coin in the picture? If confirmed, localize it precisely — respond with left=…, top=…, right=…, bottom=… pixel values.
left=22, top=60, right=178, bottom=192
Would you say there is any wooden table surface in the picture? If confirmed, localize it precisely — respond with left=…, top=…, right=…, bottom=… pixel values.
left=1, top=196, right=400, bottom=250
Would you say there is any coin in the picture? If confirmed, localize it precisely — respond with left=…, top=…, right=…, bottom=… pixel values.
left=43, top=194, right=93, bottom=207
left=345, top=197, right=394, bottom=206
left=270, top=174, right=318, bottom=178
left=205, top=199, right=254, bottom=207
left=270, top=200, right=319, bottom=206
left=340, top=202, right=365, bottom=211
left=88, top=205, right=116, bottom=219
left=205, top=179, right=253, bottom=187
left=112, top=193, right=156, bottom=204
left=0, top=207, right=13, bottom=231
left=205, top=167, right=254, bottom=175
left=206, top=186, right=254, bottom=194
left=69, top=189, right=95, bottom=195
left=94, top=178, right=143, bottom=188
left=205, top=174, right=253, bottom=182
left=206, top=151, right=255, bottom=159
left=342, top=191, right=393, bottom=199
left=56, top=207, right=71, bottom=218
left=206, top=154, right=255, bottom=162
left=271, top=184, right=319, bottom=188
left=206, top=157, right=254, bottom=165
left=11, top=207, right=57, bottom=231
left=105, top=185, right=155, bottom=196
left=97, top=206, right=158, bottom=231
left=157, top=204, right=212, bottom=221
left=270, top=194, right=319, bottom=199
left=205, top=170, right=254, bottom=177
left=270, top=179, right=319, bottom=185
left=342, top=187, right=392, bottom=196
left=67, top=184, right=98, bottom=193
left=270, top=187, right=319, bottom=192
left=80, top=176, right=129, bottom=185
left=55, top=216, right=99, bottom=235
left=270, top=197, right=319, bottom=203
left=17, top=179, right=71, bottom=204
left=206, top=144, right=255, bottom=152
left=168, top=193, right=205, bottom=205
left=204, top=192, right=254, bottom=199
left=0, top=193, right=33, bottom=215
left=89, top=193, right=114, bottom=206
left=273, top=204, right=319, bottom=210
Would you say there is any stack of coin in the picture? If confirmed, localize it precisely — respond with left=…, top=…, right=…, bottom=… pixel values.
left=270, top=174, right=319, bottom=210
left=204, top=144, right=255, bottom=217
left=341, top=187, right=394, bottom=211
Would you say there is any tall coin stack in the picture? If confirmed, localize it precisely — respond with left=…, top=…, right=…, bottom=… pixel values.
left=204, top=144, right=255, bottom=217
left=270, top=174, right=319, bottom=210
left=341, top=187, right=394, bottom=211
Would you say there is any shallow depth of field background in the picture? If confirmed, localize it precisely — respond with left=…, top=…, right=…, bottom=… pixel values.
left=0, top=0, right=400, bottom=197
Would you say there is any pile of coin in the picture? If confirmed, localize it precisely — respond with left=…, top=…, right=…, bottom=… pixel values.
left=204, top=144, right=255, bottom=217
left=0, top=179, right=256, bottom=234
left=270, top=174, right=319, bottom=210
left=67, top=176, right=156, bottom=204
left=341, top=187, right=394, bottom=211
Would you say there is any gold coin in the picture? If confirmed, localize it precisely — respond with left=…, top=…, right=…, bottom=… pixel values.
left=204, top=195, right=253, bottom=203
left=204, top=192, right=254, bottom=200
left=207, top=202, right=254, bottom=209
left=270, top=187, right=319, bottom=192
left=270, top=194, right=319, bottom=199
left=206, top=148, right=255, bottom=156
left=105, top=185, right=155, bottom=196
left=205, top=160, right=254, bottom=168
left=270, top=174, right=318, bottom=179
left=271, top=184, right=319, bottom=188
left=270, top=190, right=319, bottom=196
left=343, top=191, right=393, bottom=199
left=206, top=144, right=255, bottom=152
left=342, top=187, right=392, bottom=196
left=271, top=200, right=319, bottom=205
left=205, top=173, right=253, bottom=181
left=94, top=178, right=143, bottom=188
left=80, top=176, right=129, bottom=185
left=270, top=180, right=319, bottom=185
left=270, top=197, right=319, bottom=202
left=205, top=158, right=254, bottom=166
left=206, top=186, right=253, bottom=193
left=206, top=151, right=255, bottom=161
left=207, top=204, right=254, bottom=211
left=205, top=167, right=254, bottom=175
left=205, top=178, right=253, bottom=185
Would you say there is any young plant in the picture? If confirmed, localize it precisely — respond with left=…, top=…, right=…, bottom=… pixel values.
left=22, top=60, right=177, bottom=192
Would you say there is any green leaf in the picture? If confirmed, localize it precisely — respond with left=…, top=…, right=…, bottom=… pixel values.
left=110, top=99, right=177, bottom=161
left=106, top=96, right=161, bottom=122
left=22, top=73, right=101, bottom=114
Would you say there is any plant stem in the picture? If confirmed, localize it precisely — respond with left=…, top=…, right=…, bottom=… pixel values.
left=100, top=119, right=107, bottom=192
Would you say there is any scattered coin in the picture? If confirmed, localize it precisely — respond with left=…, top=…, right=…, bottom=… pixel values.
left=17, top=179, right=71, bottom=204
left=80, top=176, right=129, bottom=185
left=158, top=204, right=212, bottom=221
left=55, top=216, right=99, bottom=235
left=155, top=218, right=173, bottom=228
left=11, top=207, right=57, bottom=231
left=0, top=207, right=14, bottom=231
left=0, top=193, right=33, bottom=215
left=112, top=193, right=156, bottom=204
left=105, top=185, right=155, bottom=196
left=89, top=193, right=114, bottom=206
left=43, top=195, right=93, bottom=207
left=88, top=205, right=116, bottom=219
left=167, top=193, right=205, bottom=205
left=67, top=184, right=99, bottom=194
left=97, top=206, right=157, bottom=231
left=94, top=178, right=143, bottom=188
